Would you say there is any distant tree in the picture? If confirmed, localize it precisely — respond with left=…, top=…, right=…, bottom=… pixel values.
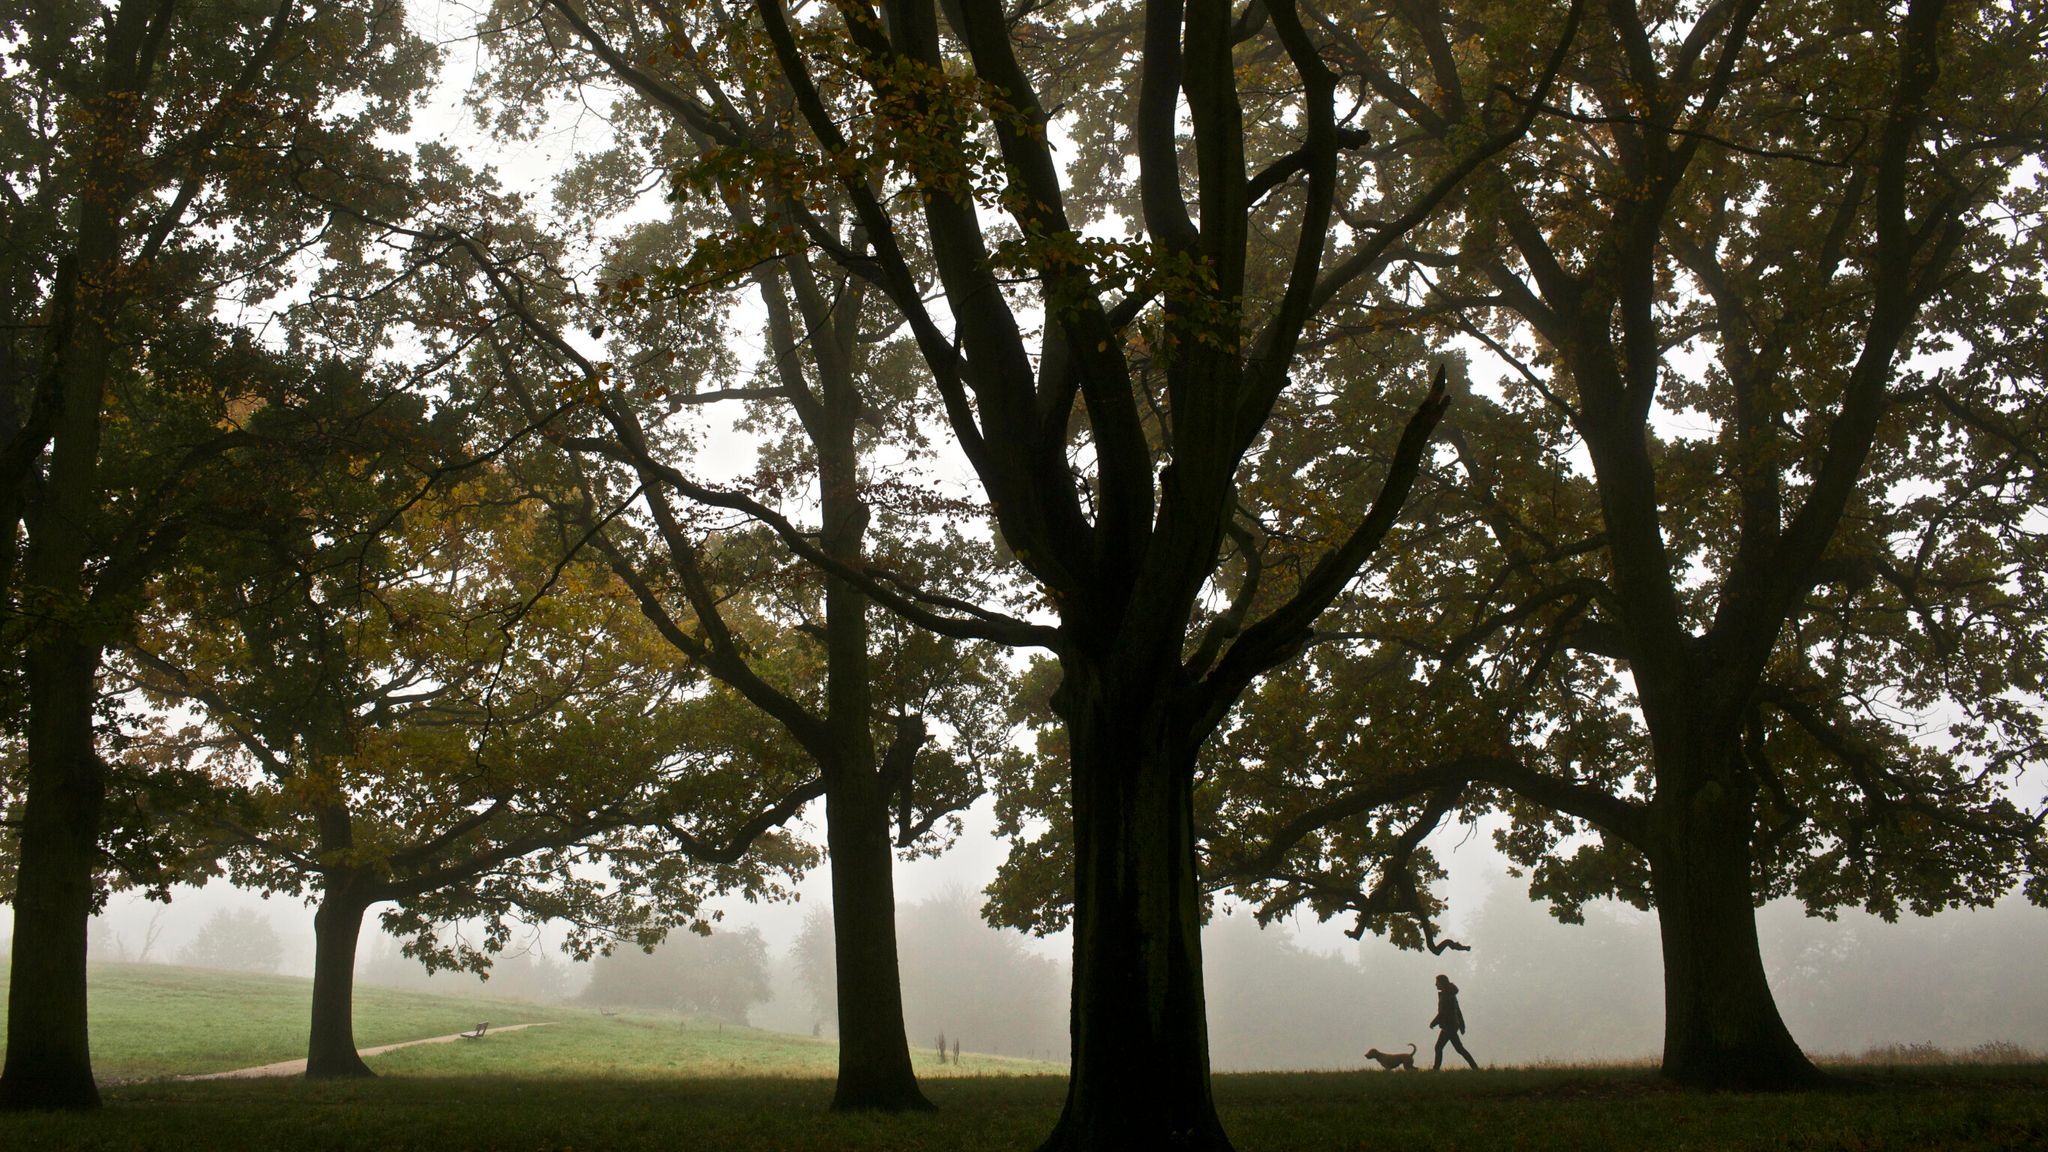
left=581, top=925, right=773, bottom=1025
left=1757, top=898, right=2048, bottom=1056
left=797, top=895, right=1068, bottom=1061
left=793, top=908, right=839, bottom=1023
left=360, top=929, right=574, bottom=1002
left=487, top=948, right=575, bottom=1004
left=178, top=908, right=285, bottom=975
left=1462, top=885, right=1665, bottom=1064
left=85, top=909, right=168, bottom=966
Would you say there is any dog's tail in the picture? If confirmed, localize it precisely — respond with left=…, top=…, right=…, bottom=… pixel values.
left=1406, top=1043, right=1417, bottom=1055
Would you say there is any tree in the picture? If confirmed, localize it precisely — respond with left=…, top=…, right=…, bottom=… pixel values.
left=131, top=457, right=819, bottom=1079
left=582, top=924, right=774, bottom=1023
left=359, top=929, right=577, bottom=1001
left=794, top=895, right=1070, bottom=1059
left=516, top=0, right=1582, bottom=1145
left=390, top=27, right=1034, bottom=1107
left=1206, top=0, right=2048, bottom=1090
left=505, top=268, right=1008, bottom=1109
left=177, top=907, right=285, bottom=974
left=0, top=0, right=436, bottom=1108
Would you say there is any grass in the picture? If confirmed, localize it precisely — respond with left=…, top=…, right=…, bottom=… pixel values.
left=0, top=958, right=1056, bottom=1082
left=0, top=963, right=2043, bottom=1149
left=0, top=1066, right=2040, bottom=1151
left=364, top=1010, right=1055, bottom=1081
left=0, top=959, right=556, bottom=1078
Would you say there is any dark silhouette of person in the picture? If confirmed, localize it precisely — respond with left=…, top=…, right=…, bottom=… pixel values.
left=1430, top=973, right=1479, bottom=1070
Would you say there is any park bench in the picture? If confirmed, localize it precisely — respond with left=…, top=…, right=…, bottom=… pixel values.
left=459, top=1022, right=489, bottom=1039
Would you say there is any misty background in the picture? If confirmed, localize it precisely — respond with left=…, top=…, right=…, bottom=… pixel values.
left=8, top=803, right=2044, bottom=1070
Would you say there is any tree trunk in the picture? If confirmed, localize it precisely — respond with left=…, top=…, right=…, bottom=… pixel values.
left=0, top=640, right=107, bottom=1111
left=305, top=888, right=375, bottom=1080
left=807, top=307, right=931, bottom=1112
left=2, top=171, right=117, bottom=1110
left=1648, top=749, right=1824, bottom=1090
left=823, top=782, right=932, bottom=1111
left=1039, top=674, right=1231, bottom=1152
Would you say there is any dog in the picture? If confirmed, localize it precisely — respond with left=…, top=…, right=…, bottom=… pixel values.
left=1363, top=1043, right=1418, bottom=1071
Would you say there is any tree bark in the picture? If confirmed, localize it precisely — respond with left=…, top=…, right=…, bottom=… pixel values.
left=823, top=783, right=931, bottom=1111
left=305, top=885, right=376, bottom=1080
left=807, top=280, right=931, bottom=1112
left=1039, top=669, right=1230, bottom=1152
left=0, top=639, right=106, bottom=1111
left=1647, top=745, right=1824, bottom=1090
left=1, top=213, right=116, bottom=1110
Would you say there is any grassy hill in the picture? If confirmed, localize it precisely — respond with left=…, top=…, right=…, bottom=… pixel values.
left=0, top=960, right=557, bottom=1078
left=0, top=961, right=2042, bottom=1150
left=0, top=959, right=1054, bottom=1082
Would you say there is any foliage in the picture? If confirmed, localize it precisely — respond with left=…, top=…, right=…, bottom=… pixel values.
left=129, top=452, right=818, bottom=974
left=0, top=11, right=449, bottom=1077
left=1202, top=0, right=2048, bottom=944
left=0, top=0, right=438, bottom=720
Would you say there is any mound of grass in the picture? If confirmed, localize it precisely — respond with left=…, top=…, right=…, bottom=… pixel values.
left=1829, top=1041, right=2044, bottom=1066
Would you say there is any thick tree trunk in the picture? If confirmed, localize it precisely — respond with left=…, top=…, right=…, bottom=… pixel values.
left=807, top=325, right=930, bottom=1112
left=0, top=641, right=107, bottom=1110
left=305, top=889, right=375, bottom=1080
left=1039, top=676, right=1230, bottom=1152
left=2, top=174, right=116, bottom=1111
left=814, top=745, right=931, bottom=1114
left=823, top=784, right=932, bottom=1111
left=1648, top=748, right=1824, bottom=1090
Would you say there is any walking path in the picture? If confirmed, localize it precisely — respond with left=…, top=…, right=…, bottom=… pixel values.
left=179, top=1022, right=553, bottom=1080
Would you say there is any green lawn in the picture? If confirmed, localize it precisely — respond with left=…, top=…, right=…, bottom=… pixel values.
left=0, top=960, right=557, bottom=1078
left=0, top=963, right=2042, bottom=1149
left=0, top=960, right=1052, bottom=1082
left=364, top=1010, right=1054, bottom=1080
left=0, top=1067, right=2039, bottom=1151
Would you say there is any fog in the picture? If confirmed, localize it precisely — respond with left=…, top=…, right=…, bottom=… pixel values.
left=32, top=877, right=2043, bottom=1071
left=13, top=802, right=2043, bottom=1069
left=1203, top=885, right=2048, bottom=1069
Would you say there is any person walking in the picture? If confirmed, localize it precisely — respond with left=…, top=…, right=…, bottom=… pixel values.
left=1430, top=974, right=1479, bottom=1070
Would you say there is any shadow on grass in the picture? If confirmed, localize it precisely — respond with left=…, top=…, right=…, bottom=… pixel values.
left=0, top=1066, right=2041, bottom=1151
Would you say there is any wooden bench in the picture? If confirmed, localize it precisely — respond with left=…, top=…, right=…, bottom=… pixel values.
left=459, top=1022, right=490, bottom=1039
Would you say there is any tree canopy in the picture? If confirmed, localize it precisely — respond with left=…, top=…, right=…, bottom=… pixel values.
left=1, top=0, right=442, bottom=1105
left=1202, top=0, right=2048, bottom=1089
left=485, top=0, right=1588, bottom=1145
left=1, top=0, right=2042, bottom=1136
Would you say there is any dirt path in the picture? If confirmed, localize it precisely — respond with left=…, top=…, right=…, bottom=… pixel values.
left=178, top=1022, right=554, bottom=1080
